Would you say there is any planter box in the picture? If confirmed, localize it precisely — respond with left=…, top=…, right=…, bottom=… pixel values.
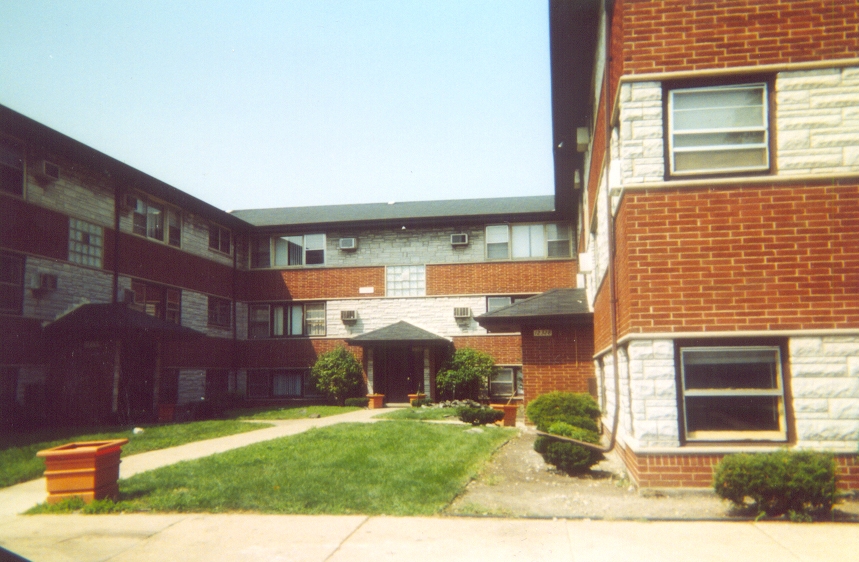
left=367, top=394, right=385, bottom=409
left=158, top=404, right=176, bottom=423
left=36, top=439, right=129, bottom=504
left=490, top=404, right=519, bottom=427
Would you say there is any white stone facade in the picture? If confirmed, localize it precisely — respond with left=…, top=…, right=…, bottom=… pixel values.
left=618, top=81, right=665, bottom=185
left=23, top=256, right=114, bottom=322
left=623, top=340, right=680, bottom=449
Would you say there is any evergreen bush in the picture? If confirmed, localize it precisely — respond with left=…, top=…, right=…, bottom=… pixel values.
left=310, top=347, right=365, bottom=406
left=344, top=397, right=369, bottom=408
left=435, top=348, right=496, bottom=401
left=525, top=391, right=601, bottom=432
left=457, top=406, right=504, bottom=426
left=713, top=450, right=838, bottom=517
left=533, top=421, right=605, bottom=474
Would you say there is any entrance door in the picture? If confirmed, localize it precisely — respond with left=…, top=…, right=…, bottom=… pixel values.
left=377, top=347, right=424, bottom=402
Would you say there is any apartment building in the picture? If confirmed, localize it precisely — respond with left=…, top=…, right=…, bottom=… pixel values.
left=0, top=104, right=588, bottom=428
left=556, top=0, right=859, bottom=488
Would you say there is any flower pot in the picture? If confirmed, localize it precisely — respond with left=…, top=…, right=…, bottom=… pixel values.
left=490, top=404, right=519, bottom=427
left=367, top=394, right=385, bottom=409
left=408, top=393, right=426, bottom=406
left=158, top=404, right=176, bottom=423
left=36, top=439, right=129, bottom=504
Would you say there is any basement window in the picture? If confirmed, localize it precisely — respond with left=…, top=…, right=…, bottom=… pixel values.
left=680, top=346, right=786, bottom=442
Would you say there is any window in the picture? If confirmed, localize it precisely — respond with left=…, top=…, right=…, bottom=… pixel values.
left=668, top=83, right=769, bottom=176
left=680, top=346, right=786, bottom=442
left=246, top=369, right=311, bottom=398
left=0, top=252, right=24, bottom=314
left=131, top=280, right=181, bottom=324
left=248, top=302, right=326, bottom=338
left=386, top=265, right=426, bottom=296
left=207, top=296, right=231, bottom=328
left=489, top=367, right=523, bottom=398
left=132, top=195, right=181, bottom=247
left=485, top=224, right=572, bottom=260
left=208, top=224, right=231, bottom=255
left=0, top=138, right=24, bottom=196
left=486, top=295, right=531, bottom=313
left=68, top=219, right=103, bottom=268
left=252, top=234, right=325, bottom=267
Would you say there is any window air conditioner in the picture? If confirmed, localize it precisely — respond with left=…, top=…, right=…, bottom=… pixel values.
left=29, top=272, right=58, bottom=291
left=35, top=160, right=60, bottom=181
left=453, top=307, right=471, bottom=319
left=450, top=233, right=469, bottom=246
left=341, top=310, right=358, bottom=322
left=339, top=237, right=357, bottom=250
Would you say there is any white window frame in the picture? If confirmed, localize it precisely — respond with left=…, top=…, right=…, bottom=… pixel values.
left=254, top=234, right=326, bottom=267
left=131, top=194, right=181, bottom=247
left=68, top=218, right=103, bottom=268
left=668, top=83, right=770, bottom=176
left=680, top=346, right=786, bottom=442
left=249, top=302, right=326, bottom=338
left=485, top=223, right=572, bottom=260
left=489, top=366, right=523, bottom=398
left=208, top=223, right=231, bottom=255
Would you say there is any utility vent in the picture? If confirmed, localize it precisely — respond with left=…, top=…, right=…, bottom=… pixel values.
left=29, top=272, right=58, bottom=291
left=339, top=237, right=357, bottom=250
left=36, top=160, right=60, bottom=181
left=453, top=307, right=471, bottom=319
left=450, top=233, right=469, bottom=246
left=341, top=310, right=358, bottom=322
left=119, top=288, right=136, bottom=304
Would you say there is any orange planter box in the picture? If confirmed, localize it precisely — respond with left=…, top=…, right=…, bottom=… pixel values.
left=367, top=394, right=385, bottom=409
left=490, top=404, right=519, bottom=427
left=36, top=439, right=129, bottom=504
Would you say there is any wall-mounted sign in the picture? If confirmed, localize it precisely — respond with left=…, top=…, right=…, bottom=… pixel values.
left=359, top=287, right=374, bottom=294
left=533, top=329, right=552, bottom=337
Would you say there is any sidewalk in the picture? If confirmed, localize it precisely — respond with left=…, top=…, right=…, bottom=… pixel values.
left=0, top=407, right=384, bottom=517
left=1, top=513, right=857, bottom=561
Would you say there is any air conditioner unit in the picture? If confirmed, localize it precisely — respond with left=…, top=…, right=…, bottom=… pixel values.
left=118, top=288, right=136, bottom=304
left=453, top=307, right=471, bottom=319
left=340, top=310, right=358, bottom=322
left=450, top=233, right=469, bottom=246
left=35, top=160, right=60, bottom=181
left=339, top=237, right=357, bottom=250
left=29, top=272, right=58, bottom=291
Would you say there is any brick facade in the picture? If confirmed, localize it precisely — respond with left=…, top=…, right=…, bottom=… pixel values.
left=451, top=334, right=523, bottom=365
left=241, top=266, right=386, bottom=301
left=427, top=260, right=577, bottom=296
left=521, top=323, right=595, bottom=404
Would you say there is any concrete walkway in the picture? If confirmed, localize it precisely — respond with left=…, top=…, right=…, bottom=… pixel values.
left=2, top=409, right=857, bottom=561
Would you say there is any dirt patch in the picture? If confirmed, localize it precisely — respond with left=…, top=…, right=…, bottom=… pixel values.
left=446, top=427, right=859, bottom=521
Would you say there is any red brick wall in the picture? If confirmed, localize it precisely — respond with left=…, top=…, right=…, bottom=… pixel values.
left=521, top=323, right=595, bottom=404
left=240, top=338, right=363, bottom=369
left=618, top=444, right=859, bottom=490
left=240, top=267, right=385, bottom=301
left=593, top=280, right=613, bottom=353
left=0, top=197, right=68, bottom=260
left=618, top=0, right=859, bottom=75
left=427, top=261, right=577, bottom=296
left=163, top=337, right=236, bottom=369
left=587, top=91, right=607, bottom=218
left=118, top=232, right=233, bottom=297
left=619, top=181, right=859, bottom=334
left=452, top=335, right=522, bottom=364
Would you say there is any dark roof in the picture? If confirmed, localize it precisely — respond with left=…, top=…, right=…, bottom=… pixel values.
left=44, top=303, right=205, bottom=341
left=230, top=196, right=557, bottom=231
left=0, top=104, right=249, bottom=231
left=475, top=288, right=592, bottom=332
left=346, top=321, right=451, bottom=346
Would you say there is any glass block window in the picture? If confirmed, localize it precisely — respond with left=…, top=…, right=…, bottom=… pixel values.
left=386, top=265, right=426, bottom=297
left=68, top=218, right=103, bottom=268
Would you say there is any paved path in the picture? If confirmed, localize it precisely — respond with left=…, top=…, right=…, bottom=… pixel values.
left=2, top=409, right=857, bottom=561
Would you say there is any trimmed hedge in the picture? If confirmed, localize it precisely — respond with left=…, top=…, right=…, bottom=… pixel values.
left=344, top=397, right=369, bottom=408
left=525, top=391, right=601, bottom=432
left=457, top=406, right=504, bottom=426
left=713, top=450, right=838, bottom=517
left=534, top=422, right=605, bottom=474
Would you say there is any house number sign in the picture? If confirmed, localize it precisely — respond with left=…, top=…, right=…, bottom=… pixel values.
left=533, top=329, right=552, bottom=337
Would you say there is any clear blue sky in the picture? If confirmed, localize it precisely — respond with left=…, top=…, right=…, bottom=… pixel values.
left=0, top=0, right=554, bottom=212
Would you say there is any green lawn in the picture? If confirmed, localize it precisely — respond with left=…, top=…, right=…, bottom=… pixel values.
left=0, top=420, right=269, bottom=489
left=227, top=405, right=360, bottom=420
left=32, top=422, right=514, bottom=516
left=374, top=407, right=461, bottom=421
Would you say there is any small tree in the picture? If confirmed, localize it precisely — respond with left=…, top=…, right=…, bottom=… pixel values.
left=436, top=348, right=495, bottom=401
left=310, top=347, right=364, bottom=406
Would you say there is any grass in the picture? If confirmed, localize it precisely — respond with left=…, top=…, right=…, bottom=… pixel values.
left=374, top=407, right=461, bottom=421
left=30, top=422, right=514, bottom=516
left=0, top=420, right=269, bottom=489
left=227, top=405, right=359, bottom=420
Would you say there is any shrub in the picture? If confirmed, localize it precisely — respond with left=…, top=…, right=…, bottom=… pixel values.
left=457, top=406, right=504, bottom=426
left=310, top=347, right=365, bottom=406
left=436, top=348, right=495, bottom=401
left=713, top=450, right=838, bottom=517
left=534, top=421, right=605, bottom=474
left=411, top=398, right=432, bottom=408
left=344, top=397, right=369, bottom=408
left=525, top=391, right=601, bottom=432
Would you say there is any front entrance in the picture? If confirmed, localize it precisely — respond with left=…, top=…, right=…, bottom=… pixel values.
left=375, top=347, right=425, bottom=402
